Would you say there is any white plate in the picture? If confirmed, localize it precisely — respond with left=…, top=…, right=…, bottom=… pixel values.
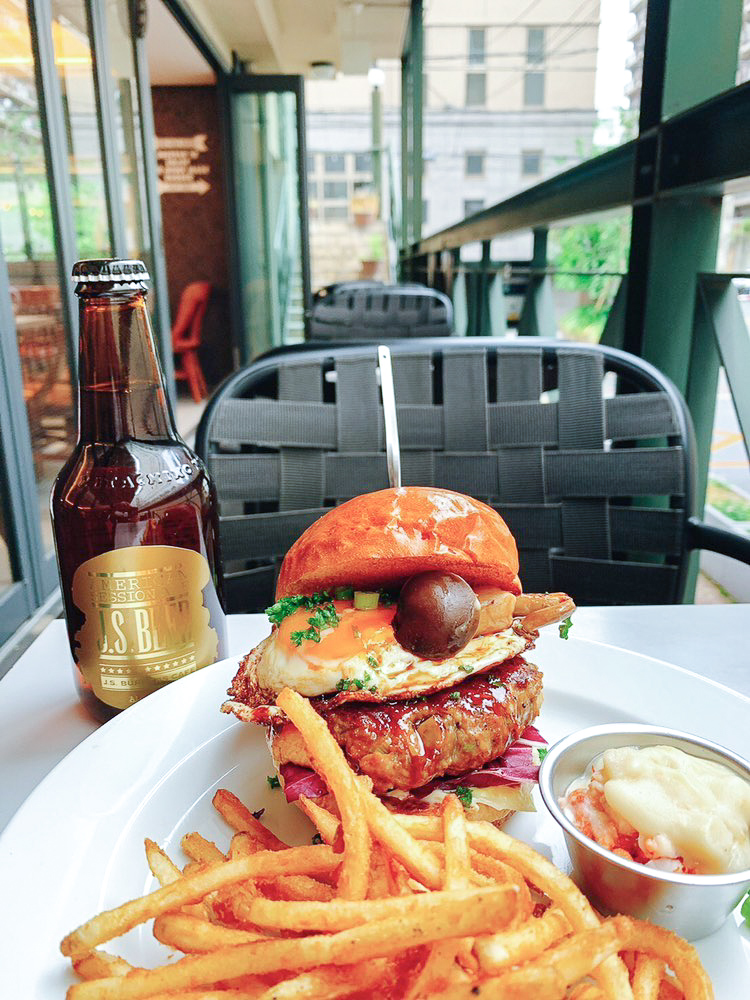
left=2, top=634, right=750, bottom=997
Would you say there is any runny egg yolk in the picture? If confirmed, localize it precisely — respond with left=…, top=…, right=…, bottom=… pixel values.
left=277, top=601, right=397, bottom=667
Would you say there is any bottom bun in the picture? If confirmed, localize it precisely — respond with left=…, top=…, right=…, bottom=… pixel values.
left=271, top=724, right=526, bottom=830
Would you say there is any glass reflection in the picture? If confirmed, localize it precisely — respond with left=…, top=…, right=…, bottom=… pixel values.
left=51, top=0, right=111, bottom=258
left=0, top=0, right=75, bottom=558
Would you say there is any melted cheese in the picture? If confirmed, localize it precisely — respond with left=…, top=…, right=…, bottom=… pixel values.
left=598, top=745, right=750, bottom=875
left=257, top=602, right=527, bottom=698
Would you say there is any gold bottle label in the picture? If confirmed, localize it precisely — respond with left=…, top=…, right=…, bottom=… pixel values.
left=72, top=545, right=220, bottom=709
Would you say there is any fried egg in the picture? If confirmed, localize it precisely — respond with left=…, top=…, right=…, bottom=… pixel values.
left=256, top=601, right=530, bottom=699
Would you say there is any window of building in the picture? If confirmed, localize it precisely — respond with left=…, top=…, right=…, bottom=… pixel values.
left=323, top=181, right=348, bottom=199
left=422, top=200, right=428, bottom=225
left=521, top=150, right=542, bottom=175
left=465, top=73, right=486, bottom=107
left=307, top=154, right=316, bottom=173
left=524, top=71, right=545, bottom=107
left=465, top=151, right=485, bottom=176
left=527, top=26, right=545, bottom=65
left=307, top=181, right=319, bottom=199
left=468, top=28, right=485, bottom=65
left=324, top=153, right=346, bottom=172
left=324, top=205, right=349, bottom=220
left=463, top=198, right=484, bottom=216
left=354, top=152, right=372, bottom=173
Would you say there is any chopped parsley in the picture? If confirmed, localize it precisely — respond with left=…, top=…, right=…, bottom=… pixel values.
left=536, top=747, right=548, bottom=763
left=453, top=786, right=473, bottom=809
left=458, top=664, right=474, bottom=674
left=366, top=654, right=379, bottom=669
left=266, top=592, right=332, bottom=626
left=289, top=602, right=341, bottom=646
left=488, top=676, right=505, bottom=689
left=447, top=691, right=461, bottom=702
left=336, top=670, right=377, bottom=694
left=266, top=775, right=280, bottom=789
left=559, top=616, right=573, bottom=639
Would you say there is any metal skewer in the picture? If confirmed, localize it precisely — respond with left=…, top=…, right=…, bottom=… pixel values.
left=378, top=345, right=401, bottom=489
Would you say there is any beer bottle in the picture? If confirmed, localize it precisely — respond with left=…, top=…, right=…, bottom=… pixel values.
left=51, top=259, right=226, bottom=722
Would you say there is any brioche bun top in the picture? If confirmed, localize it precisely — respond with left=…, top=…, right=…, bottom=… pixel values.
left=275, top=487, right=521, bottom=599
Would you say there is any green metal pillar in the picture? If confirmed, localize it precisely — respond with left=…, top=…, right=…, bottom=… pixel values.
left=371, top=81, right=383, bottom=217
left=399, top=0, right=423, bottom=253
left=518, top=227, right=555, bottom=337
left=622, top=0, right=743, bottom=599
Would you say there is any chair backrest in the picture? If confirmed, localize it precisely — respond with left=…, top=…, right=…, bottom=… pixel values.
left=172, top=281, right=212, bottom=349
left=309, top=283, right=453, bottom=340
left=196, top=338, right=695, bottom=612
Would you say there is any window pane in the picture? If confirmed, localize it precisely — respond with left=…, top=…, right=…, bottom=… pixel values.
left=0, top=481, right=11, bottom=594
left=523, top=71, right=545, bottom=107
left=521, top=150, right=542, bottom=175
left=104, top=0, right=151, bottom=263
left=527, top=27, right=545, bottom=65
left=465, top=151, right=484, bottom=176
left=354, top=152, right=372, bottom=173
left=324, top=153, right=345, bottom=172
left=307, top=180, right=318, bottom=199
left=422, top=199, right=428, bottom=224
left=468, top=28, right=485, bottom=65
left=306, top=153, right=316, bottom=173
left=0, top=0, right=75, bottom=560
left=323, top=181, right=348, bottom=199
left=51, top=0, right=111, bottom=258
left=465, top=73, right=486, bottom=107
left=324, top=205, right=348, bottom=220
left=463, top=199, right=484, bottom=215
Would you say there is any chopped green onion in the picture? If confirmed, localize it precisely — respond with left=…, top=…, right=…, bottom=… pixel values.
left=453, top=786, right=473, bottom=808
left=458, top=664, right=474, bottom=674
left=741, top=892, right=750, bottom=926
left=536, top=747, right=548, bottom=763
left=559, top=616, right=573, bottom=639
left=266, top=775, right=280, bottom=789
left=354, top=591, right=380, bottom=610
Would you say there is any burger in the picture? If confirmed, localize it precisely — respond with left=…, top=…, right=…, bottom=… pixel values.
left=222, top=487, right=574, bottom=826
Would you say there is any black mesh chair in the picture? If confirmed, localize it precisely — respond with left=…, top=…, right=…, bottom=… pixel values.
left=309, top=283, right=453, bottom=340
left=195, top=338, right=750, bottom=612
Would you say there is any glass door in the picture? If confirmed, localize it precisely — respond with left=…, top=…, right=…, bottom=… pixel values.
left=225, top=75, right=311, bottom=360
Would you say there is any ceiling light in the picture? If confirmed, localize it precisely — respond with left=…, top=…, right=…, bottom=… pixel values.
left=310, top=61, right=336, bottom=80
left=368, top=66, right=385, bottom=88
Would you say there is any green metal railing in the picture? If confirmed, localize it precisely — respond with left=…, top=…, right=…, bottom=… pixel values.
left=398, top=0, right=750, bottom=572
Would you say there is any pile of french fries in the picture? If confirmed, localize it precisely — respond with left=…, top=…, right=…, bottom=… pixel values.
left=60, top=688, right=713, bottom=999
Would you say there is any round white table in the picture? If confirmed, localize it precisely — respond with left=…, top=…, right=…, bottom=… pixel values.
left=1, top=605, right=748, bottom=835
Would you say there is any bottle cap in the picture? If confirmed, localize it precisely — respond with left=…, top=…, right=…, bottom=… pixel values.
left=71, top=259, right=150, bottom=290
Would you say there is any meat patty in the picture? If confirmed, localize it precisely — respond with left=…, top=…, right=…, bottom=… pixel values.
left=316, top=656, right=542, bottom=793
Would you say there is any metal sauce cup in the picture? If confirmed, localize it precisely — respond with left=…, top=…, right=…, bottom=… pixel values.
left=538, top=724, right=750, bottom=940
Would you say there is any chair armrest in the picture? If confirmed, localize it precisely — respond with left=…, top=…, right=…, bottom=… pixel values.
left=686, top=516, right=750, bottom=566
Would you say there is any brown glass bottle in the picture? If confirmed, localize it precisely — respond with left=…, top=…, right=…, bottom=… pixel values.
left=51, top=259, right=226, bottom=722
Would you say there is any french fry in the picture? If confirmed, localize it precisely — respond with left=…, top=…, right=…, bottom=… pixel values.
left=632, top=954, right=665, bottom=1000
left=152, top=912, right=268, bottom=952
left=181, top=833, right=225, bottom=865
left=67, top=886, right=519, bottom=999
left=475, top=903, right=571, bottom=973
left=297, top=795, right=340, bottom=845
left=568, top=985, right=607, bottom=1000
left=619, top=918, right=712, bottom=1000
left=395, top=813, right=634, bottom=998
left=144, top=839, right=182, bottom=886
left=276, top=689, right=371, bottom=900
left=73, top=949, right=133, bottom=980
left=355, top=777, right=442, bottom=890
left=240, top=884, right=518, bottom=933
left=257, top=959, right=391, bottom=1000
left=213, top=789, right=289, bottom=851
left=60, top=846, right=339, bottom=958
left=407, top=796, right=474, bottom=998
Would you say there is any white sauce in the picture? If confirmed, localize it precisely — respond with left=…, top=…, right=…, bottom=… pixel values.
left=571, top=745, right=750, bottom=875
